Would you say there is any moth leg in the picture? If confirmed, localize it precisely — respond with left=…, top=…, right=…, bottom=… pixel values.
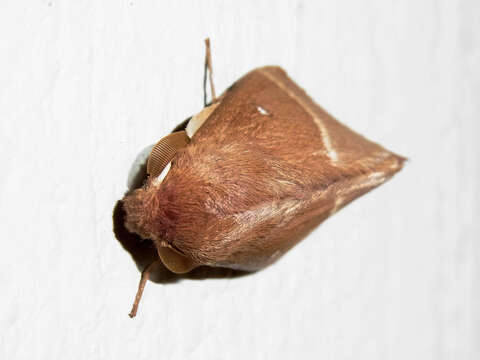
left=128, top=260, right=161, bottom=318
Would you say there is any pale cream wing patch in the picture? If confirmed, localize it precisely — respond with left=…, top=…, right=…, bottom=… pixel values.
left=186, top=102, right=220, bottom=138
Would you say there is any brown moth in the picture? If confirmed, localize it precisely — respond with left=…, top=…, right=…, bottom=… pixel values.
left=123, top=39, right=405, bottom=317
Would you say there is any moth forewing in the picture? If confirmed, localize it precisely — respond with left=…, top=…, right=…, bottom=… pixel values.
left=123, top=65, right=404, bottom=273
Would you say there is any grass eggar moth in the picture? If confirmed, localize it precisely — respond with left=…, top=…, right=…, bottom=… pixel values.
left=122, top=39, right=405, bottom=317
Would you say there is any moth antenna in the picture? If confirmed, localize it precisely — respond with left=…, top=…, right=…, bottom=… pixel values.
left=203, top=37, right=216, bottom=106
left=128, top=260, right=160, bottom=318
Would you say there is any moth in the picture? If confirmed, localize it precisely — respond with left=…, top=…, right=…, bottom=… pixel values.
left=122, top=39, right=405, bottom=317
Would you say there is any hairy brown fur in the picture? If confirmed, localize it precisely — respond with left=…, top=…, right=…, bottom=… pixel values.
left=123, top=66, right=405, bottom=272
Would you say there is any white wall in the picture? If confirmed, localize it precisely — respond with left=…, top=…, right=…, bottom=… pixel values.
left=1, top=1, right=479, bottom=359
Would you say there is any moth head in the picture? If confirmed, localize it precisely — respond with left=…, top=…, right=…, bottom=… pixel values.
left=122, top=182, right=200, bottom=274
left=122, top=103, right=221, bottom=274
left=123, top=129, right=189, bottom=235
left=122, top=129, right=201, bottom=273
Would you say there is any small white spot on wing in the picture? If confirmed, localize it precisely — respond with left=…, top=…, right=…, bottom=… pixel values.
left=257, top=106, right=269, bottom=115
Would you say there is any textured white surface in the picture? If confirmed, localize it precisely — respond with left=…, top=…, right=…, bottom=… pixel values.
left=1, top=1, right=479, bottom=359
